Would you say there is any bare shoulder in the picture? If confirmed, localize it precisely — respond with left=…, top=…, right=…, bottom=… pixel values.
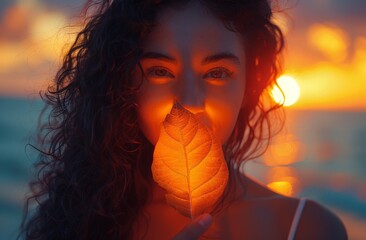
left=228, top=177, right=348, bottom=239
left=297, top=199, right=348, bottom=240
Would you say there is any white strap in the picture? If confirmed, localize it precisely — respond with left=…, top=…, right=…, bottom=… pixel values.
left=287, top=198, right=307, bottom=240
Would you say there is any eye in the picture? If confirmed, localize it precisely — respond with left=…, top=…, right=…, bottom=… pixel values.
left=203, top=67, right=233, bottom=86
left=146, top=67, right=175, bottom=84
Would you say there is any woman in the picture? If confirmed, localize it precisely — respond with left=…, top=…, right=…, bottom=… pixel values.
left=20, top=0, right=347, bottom=239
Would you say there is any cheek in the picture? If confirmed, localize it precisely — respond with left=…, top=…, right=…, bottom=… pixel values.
left=137, top=84, right=175, bottom=145
left=206, top=100, right=239, bottom=144
left=206, top=84, right=245, bottom=144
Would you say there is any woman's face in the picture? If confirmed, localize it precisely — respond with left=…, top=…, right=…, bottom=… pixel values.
left=135, top=2, right=246, bottom=145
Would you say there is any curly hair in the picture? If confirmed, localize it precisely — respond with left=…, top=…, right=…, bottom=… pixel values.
left=20, top=0, right=284, bottom=239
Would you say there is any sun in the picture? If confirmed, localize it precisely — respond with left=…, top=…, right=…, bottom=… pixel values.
left=271, top=75, right=301, bottom=107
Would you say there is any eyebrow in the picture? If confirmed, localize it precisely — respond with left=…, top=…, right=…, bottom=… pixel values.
left=141, top=52, right=177, bottom=63
left=202, top=52, right=240, bottom=65
left=141, top=51, right=240, bottom=65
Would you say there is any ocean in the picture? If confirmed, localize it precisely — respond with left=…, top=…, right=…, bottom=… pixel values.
left=0, top=97, right=365, bottom=239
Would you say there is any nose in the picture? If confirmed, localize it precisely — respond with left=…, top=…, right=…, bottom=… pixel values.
left=176, top=73, right=205, bottom=114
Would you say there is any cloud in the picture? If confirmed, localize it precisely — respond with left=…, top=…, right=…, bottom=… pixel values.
left=284, top=26, right=366, bottom=110
left=0, top=2, right=80, bottom=96
left=0, top=4, right=31, bottom=41
left=297, top=0, right=366, bottom=20
left=307, top=23, right=350, bottom=62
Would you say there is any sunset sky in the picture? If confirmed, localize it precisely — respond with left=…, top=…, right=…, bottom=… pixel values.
left=0, top=0, right=365, bottom=110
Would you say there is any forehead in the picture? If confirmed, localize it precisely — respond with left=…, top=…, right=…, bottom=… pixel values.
left=143, top=1, right=244, bottom=61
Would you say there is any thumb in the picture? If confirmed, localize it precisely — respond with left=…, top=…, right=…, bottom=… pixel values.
left=172, top=214, right=213, bottom=240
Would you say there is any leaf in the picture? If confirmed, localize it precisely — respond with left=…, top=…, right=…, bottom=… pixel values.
left=151, top=102, right=229, bottom=218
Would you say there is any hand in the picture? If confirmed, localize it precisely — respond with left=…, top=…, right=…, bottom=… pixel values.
left=172, top=213, right=213, bottom=240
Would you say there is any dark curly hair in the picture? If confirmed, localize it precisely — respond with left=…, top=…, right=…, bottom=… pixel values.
left=19, top=0, right=285, bottom=239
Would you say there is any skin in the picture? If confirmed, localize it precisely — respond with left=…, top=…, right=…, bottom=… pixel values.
left=172, top=214, right=213, bottom=240
left=135, top=1, right=246, bottom=145
left=133, top=2, right=348, bottom=239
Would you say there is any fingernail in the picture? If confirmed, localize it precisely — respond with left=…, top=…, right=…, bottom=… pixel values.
left=195, top=213, right=212, bottom=228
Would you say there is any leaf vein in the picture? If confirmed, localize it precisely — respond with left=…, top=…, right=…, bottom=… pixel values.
left=160, top=158, right=186, bottom=177
left=189, top=138, right=213, bottom=171
left=191, top=161, right=221, bottom=193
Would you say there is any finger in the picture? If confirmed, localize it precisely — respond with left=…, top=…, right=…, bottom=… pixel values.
left=172, top=213, right=213, bottom=240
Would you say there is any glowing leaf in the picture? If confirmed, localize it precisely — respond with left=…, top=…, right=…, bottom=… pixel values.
left=152, top=102, right=229, bottom=218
